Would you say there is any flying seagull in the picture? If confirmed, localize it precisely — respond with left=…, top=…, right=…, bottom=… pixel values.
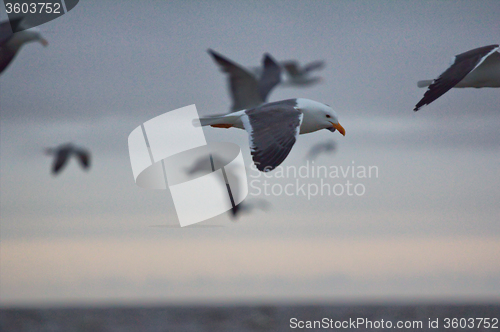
left=199, top=98, right=345, bottom=172
left=45, top=143, right=91, bottom=175
left=305, top=140, right=336, bottom=160
left=251, top=59, right=325, bottom=87
left=414, top=44, right=500, bottom=111
left=0, top=17, right=48, bottom=74
left=208, top=49, right=281, bottom=112
left=281, top=60, right=325, bottom=86
left=276, top=60, right=325, bottom=87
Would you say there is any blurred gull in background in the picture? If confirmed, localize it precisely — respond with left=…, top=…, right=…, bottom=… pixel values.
left=305, top=140, right=337, bottom=161
left=45, top=143, right=91, bottom=175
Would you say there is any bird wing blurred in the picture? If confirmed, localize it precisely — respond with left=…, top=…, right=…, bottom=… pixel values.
left=302, top=60, right=325, bottom=73
left=76, top=149, right=91, bottom=169
left=258, top=53, right=281, bottom=102
left=208, top=49, right=262, bottom=112
left=52, top=149, right=70, bottom=174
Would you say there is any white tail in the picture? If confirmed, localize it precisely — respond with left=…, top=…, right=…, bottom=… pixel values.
left=198, top=115, right=226, bottom=127
left=417, top=80, right=433, bottom=88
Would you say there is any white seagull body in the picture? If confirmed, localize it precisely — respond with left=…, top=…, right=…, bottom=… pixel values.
left=45, top=143, right=91, bottom=175
left=0, top=17, right=48, bottom=74
left=199, top=98, right=345, bottom=172
left=208, top=49, right=281, bottom=112
left=414, top=44, right=500, bottom=111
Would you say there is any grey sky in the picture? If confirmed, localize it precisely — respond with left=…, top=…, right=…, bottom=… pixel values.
left=1, top=0, right=499, bottom=306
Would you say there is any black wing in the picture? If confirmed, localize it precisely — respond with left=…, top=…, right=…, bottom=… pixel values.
left=52, top=149, right=70, bottom=174
left=76, top=149, right=91, bottom=169
left=281, top=60, right=300, bottom=77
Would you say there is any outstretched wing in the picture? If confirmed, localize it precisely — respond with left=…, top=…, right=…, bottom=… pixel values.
left=208, top=49, right=262, bottom=112
left=52, top=149, right=70, bottom=174
left=281, top=60, right=301, bottom=77
left=258, top=53, right=281, bottom=102
left=75, top=149, right=91, bottom=169
left=241, top=101, right=302, bottom=172
left=414, top=44, right=499, bottom=111
left=302, top=60, right=325, bottom=73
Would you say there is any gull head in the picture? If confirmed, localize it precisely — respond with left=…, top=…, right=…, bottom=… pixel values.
left=295, top=98, right=345, bottom=136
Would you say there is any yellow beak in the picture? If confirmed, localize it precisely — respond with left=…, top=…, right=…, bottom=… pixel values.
left=330, top=122, right=345, bottom=136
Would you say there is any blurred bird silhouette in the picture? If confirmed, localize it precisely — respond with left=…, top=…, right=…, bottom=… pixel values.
left=305, top=140, right=337, bottom=160
left=0, top=17, right=48, bottom=74
left=184, top=152, right=230, bottom=176
left=252, top=59, right=325, bottom=87
left=414, top=44, right=500, bottom=111
left=185, top=153, right=271, bottom=220
left=220, top=163, right=269, bottom=220
left=45, top=143, right=91, bottom=175
left=208, top=49, right=281, bottom=112
left=281, top=60, right=325, bottom=86
left=229, top=198, right=271, bottom=220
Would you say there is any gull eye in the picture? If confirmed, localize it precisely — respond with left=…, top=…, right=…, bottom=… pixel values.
left=326, top=114, right=331, bottom=118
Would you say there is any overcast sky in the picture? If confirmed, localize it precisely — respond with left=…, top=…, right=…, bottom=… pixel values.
left=1, top=0, right=499, bottom=306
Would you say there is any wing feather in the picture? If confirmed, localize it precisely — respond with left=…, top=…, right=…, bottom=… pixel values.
left=242, top=103, right=302, bottom=172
